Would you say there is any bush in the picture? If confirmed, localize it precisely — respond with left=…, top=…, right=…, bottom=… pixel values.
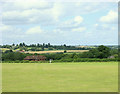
left=59, top=58, right=118, bottom=62
left=2, top=52, right=26, bottom=61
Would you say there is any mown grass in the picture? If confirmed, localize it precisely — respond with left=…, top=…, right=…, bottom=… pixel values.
left=2, top=62, right=118, bottom=92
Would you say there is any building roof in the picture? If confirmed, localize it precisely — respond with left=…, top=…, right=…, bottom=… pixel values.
left=24, top=55, right=46, bottom=60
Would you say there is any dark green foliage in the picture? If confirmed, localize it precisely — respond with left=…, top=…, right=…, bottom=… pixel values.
left=44, top=53, right=65, bottom=60
left=1, top=44, right=118, bottom=62
left=4, top=50, right=13, bottom=53
left=57, top=58, right=117, bottom=62
left=64, top=50, right=67, bottom=53
left=41, top=47, right=44, bottom=51
left=48, top=43, right=51, bottom=47
left=2, top=45, right=12, bottom=48
left=96, top=45, right=110, bottom=58
left=48, top=47, right=53, bottom=50
left=3, top=43, right=115, bottom=51
left=110, top=49, right=118, bottom=55
left=80, top=45, right=111, bottom=59
left=2, top=52, right=26, bottom=61
left=12, top=43, right=15, bottom=46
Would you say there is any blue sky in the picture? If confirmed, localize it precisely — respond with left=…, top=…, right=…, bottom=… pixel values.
left=0, top=1, right=118, bottom=45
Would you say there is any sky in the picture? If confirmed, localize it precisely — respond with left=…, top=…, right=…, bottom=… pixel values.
left=0, top=0, right=118, bottom=45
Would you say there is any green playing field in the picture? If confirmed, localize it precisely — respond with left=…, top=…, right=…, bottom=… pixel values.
left=2, top=62, right=118, bottom=92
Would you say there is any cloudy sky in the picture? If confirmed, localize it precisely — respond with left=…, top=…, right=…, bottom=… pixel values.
left=0, top=0, right=118, bottom=45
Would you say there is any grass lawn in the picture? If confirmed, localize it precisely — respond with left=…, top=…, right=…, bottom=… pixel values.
left=2, top=62, right=118, bottom=92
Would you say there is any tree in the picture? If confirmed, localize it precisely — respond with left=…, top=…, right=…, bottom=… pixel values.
left=37, top=43, right=40, bottom=47
left=64, top=50, right=67, bottom=53
left=84, top=45, right=110, bottom=59
left=48, top=43, right=51, bottom=47
left=12, top=43, right=15, bottom=46
left=5, top=50, right=13, bottom=53
left=41, top=47, right=44, bottom=51
left=16, top=44, right=18, bottom=46
left=14, top=52, right=26, bottom=60
left=45, top=44, right=48, bottom=48
left=48, top=47, right=53, bottom=50
left=43, top=43, right=45, bottom=47
left=96, top=45, right=110, bottom=58
left=22, top=42, right=26, bottom=47
left=64, top=44, right=66, bottom=47
left=2, top=52, right=26, bottom=61
left=89, top=48, right=99, bottom=58
left=63, top=44, right=66, bottom=50
left=19, top=43, right=23, bottom=47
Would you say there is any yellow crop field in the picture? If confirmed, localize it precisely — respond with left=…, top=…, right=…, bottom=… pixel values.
left=24, top=50, right=89, bottom=54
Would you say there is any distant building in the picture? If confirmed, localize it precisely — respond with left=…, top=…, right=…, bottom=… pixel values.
left=108, top=56, right=115, bottom=59
left=20, top=50, right=25, bottom=52
left=24, top=55, right=46, bottom=61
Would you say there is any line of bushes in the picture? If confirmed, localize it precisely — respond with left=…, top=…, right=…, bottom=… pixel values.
left=2, top=58, right=118, bottom=63
left=2, top=60, right=48, bottom=63
left=54, top=58, right=118, bottom=62
left=1, top=45, right=118, bottom=63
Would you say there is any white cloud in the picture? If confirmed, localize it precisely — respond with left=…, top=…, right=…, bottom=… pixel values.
left=94, top=23, right=117, bottom=31
left=26, top=26, right=43, bottom=34
left=1, top=1, right=118, bottom=45
left=15, top=0, right=51, bottom=9
left=94, top=24, right=98, bottom=27
left=54, top=2, right=112, bottom=17
left=0, top=24, right=13, bottom=32
left=53, top=29, right=64, bottom=35
left=0, top=24, right=22, bottom=34
left=2, top=1, right=57, bottom=25
left=3, top=11, right=28, bottom=20
left=51, top=3, right=64, bottom=21
left=72, top=27, right=86, bottom=32
left=59, top=16, right=83, bottom=28
left=99, top=10, right=118, bottom=23
left=54, top=16, right=85, bottom=33
left=1, top=24, right=25, bottom=44
left=2, top=0, right=53, bottom=11
left=2, top=2, right=113, bottom=25
left=2, top=9, right=57, bottom=25
left=74, top=16, right=83, bottom=25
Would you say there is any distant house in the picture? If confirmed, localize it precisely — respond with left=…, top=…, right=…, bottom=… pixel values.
left=19, top=50, right=25, bottom=53
left=108, top=56, right=115, bottom=59
left=24, top=55, right=46, bottom=61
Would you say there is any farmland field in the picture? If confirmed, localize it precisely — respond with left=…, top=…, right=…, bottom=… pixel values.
left=2, top=62, right=118, bottom=92
left=24, top=50, right=89, bottom=54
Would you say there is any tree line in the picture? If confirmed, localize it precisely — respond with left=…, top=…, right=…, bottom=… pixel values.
left=1, top=45, right=118, bottom=62
left=0, top=42, right=93, bottom=51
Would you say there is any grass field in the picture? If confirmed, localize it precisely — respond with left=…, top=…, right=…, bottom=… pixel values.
left=1, top=48, right=10, bottom=52
left=2, top=62, right=118, bottom=92
left=24, top=50, right=89, bottom=54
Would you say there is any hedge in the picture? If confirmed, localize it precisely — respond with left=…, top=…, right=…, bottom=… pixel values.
left=2, top=58, right=118, bottom=63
